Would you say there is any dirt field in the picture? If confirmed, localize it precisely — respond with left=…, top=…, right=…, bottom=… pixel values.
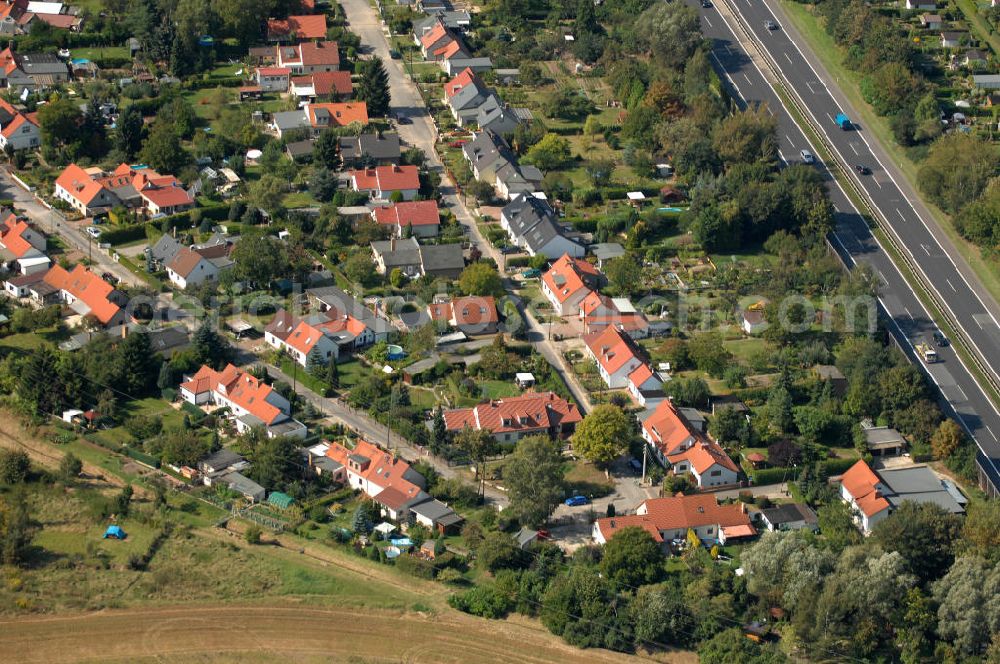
left=0, top=604, right=660, bottom=664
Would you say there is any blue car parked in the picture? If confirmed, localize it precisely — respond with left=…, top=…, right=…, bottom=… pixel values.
left=565, top=495, right=590, bottom=507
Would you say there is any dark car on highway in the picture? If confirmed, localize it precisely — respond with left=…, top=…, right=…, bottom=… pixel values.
left=855, top=164, right=871, bottom=175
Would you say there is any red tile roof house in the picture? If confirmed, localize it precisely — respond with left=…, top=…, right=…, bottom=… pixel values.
left=270, top=102, right=369, bottom=139
left=254, top=66, right=291, bottom=92
left=40, top=263, right=130, bottom=328
left=838, top=459, right=892, bottom=534
left=642, top=400, right=740, bottom=488
left=54, top=162, right=194, bottom=218
left=266, top=14, right=328, bottom=42
left=442, top=391, right=582, bottom=443
left=624, top=361, right=664, bottom=408
left=583, top=325, right=646, bottom=390
left=289, top=71, right=353, bottom=102
left=275, top=40, right=340, bottom=74
left=318, top=439, right=431, bottom=520
left=179, top=363, right=307, bottom=439
left=0, top=98, right=38, bottom=151
left=541, top=253, right=603, bottom=315
left=592, top=494, right=756, bottom=549
left=427, top=295, right=499, bottom=335
left=0, top=211, right=49, bottom=275
left=372, top=200, right=440, bottom=238
left=578, top=291, right=650, bottom=339
left=264, top=307, right=374, bottom=366
left=350, top=164, right=420, bottom=201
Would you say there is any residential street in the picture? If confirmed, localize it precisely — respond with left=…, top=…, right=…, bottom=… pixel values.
left=263, top=362, right=510, bottom=506
left=0, top=169, right=142, bottom=288
left=339, top=0, right=593, bottom=413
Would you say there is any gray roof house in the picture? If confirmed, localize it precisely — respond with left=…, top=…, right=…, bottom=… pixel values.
left=149, top=235, right=183, bottom=268
left=759, top=503, right=818, bottom=532
left=410, top=497, right=464, bottom=532
left=306, top=286, right=393, bottom=342
left=371, top=237, right=465, bottom=280
left=973, top=74, right=1000, bottom=89
left=462, top=130, right=516, bottom=183
left=219, top=471, right=266, bottom=502
left=495, top=161, right=543, bottom=201
left=414, top=11, right=471, bottom=34
left=476, top=102, right=525, bottom=138
left=339, top=133, right=402, bottom=167
left=500, top=193, right=585, bottom=259
left=447, top=79, right=495, bottom=126
left=877, top=465, right=965, bottom=514
left=199, top=449, right=248, bottom=476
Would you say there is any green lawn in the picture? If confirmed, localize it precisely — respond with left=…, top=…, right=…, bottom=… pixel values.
left=780, top=0, right=1000, bottom=307
left=480, top=379, right=520, bottom=399
left=0, top=326, right=71, bottom=355
left=283, top=191, right=319, bottom=209
left=71, top=46, right=130, bottom=62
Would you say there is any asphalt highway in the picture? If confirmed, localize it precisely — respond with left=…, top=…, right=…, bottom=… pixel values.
left=693, top=0, right=1000, bottom=492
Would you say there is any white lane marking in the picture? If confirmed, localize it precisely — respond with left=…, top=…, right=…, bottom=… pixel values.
left=766, top=107, right=775, bottom=116
left=904, top=307, right=915, bottom=322
left=743, top=72, right=753, bottom=85
left=850, top=143, right=858, bottom=156
left=737, top=0, right=1000, bottom=364
left=954, top=383, right=969, bottom=401
left=724, top=43, right=733, bottom=55
left=712, top=0, right=1000, bottom=449
left=825, top=111, right=834, bottom=124
left=987, top=425, right=998, bottom=442
left=921, top=244, right=930, bottom=257
left=705, top=15, right=714, bottom=27
left=783, top=52, right=793, bottom=64
left=946, top=278, right=957, bottom=293
left=777, top=150, right=787, bottom=164
left=784, top=133, right=795, bottom=147
left=976, top=316, right=984, bottom=329
left=872, top=176, right=882, bottom=189
left=896, top=208, right=906, bottom=222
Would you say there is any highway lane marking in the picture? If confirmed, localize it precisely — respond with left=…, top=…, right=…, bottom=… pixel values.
left=954, top=383, right=969, bottom=402
left=872, top=176, right=882, bottom=189
left=724, top=43, right=733, bottom=55
left=849, top=143, right=858, bottom=156
left=988, top=426, right=998, bottom=442
left=805, top=81, right=816, bottom=94
left=921, top=244, right=930, bottom=256
left=777, top=150, right=787, bottom=164
left=784, top=133, right=795, bottom=147
left=946, top=278, right=957, bottom=293
left=783, top=52, right=793, bottom=65
left=743, top=72, right=753, bottom=85
left=905, top=307, right=915, bottom=322
left=895, top=208, right=906, bottom=222
left=825, top=111, right=834, bottom=124
left=705, top=15, right=714, bottom=27
left=975, top=315, right=984, bottom=329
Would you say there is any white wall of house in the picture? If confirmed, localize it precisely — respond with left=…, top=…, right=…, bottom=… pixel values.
left=167, top=259, right=219, bottom=290
left=690, top=463, right=738, bottom=488
left=0, top=121, right=39, bottom=151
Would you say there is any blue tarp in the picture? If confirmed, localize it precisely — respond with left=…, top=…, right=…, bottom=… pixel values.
left=103, top=525, right=126, bottom=539
left=389, top=537, right=414, bottom=547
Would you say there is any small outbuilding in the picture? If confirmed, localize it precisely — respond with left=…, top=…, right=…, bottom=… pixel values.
left=267, top=491, right=294, bottom=510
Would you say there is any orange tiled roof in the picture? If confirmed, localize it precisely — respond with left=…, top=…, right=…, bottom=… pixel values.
left=542, top=253, right=595, bottom=305
left=0, top=217, right=36, bottom=258
left=284, top=319, right=326, bottom=356
left=840, top=459, right=891, bottom=517
left=372, top=200, right=440, bottom=227
left=351, top=165, right=419, bottom=193
left=308, top=102, right=369, bottom=127
left=268, top=14, right=327, bottom=40
left=293, top=71, right=352, bottom=96
left=55, top=163, right=106, bottom=206
left=180, top=364, right=285, bottom=425
left=42, top=264, right=121, bottom=325
left=451, top=295, right=498, bottom=327
left=325, top=439, right=423, bottom=505
left=583, top=325, right=641, bottom=376
left=595, top=493, right=754, bottom=542
left=445, top=67, right=476, bottom=98
left=419, top=21, right=448, bottom=50
left=643, top=399, right=695, bottom=455
left=443, top=391, right=582, bottom=435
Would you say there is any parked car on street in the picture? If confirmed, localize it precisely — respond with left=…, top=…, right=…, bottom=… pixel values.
left=565, top=495, right=590, bottom=507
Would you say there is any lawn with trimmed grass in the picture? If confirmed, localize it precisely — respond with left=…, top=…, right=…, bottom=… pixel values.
left=0, top=325, right=71, bottom=355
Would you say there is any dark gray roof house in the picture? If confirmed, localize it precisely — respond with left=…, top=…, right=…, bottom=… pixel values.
left=501, top=194, right=585, bottom=258
left=220, top=471, right=266, bottom=502
left=462, top=130, right=516, bottom=182
left=307, top=286, right=393, bottom=341
left=447, top=79, right=495, bottom=125
left=149, top=235, right=183, bottom=267
left=876, top=465, right=965, bottom=514
left=477, top=102, right=525, bottom=137
left=759, top=503, right=818, bottom=532
left=285, top=139, right=315, bottom=161
left=339, top=133, right=402, bottom=167
left=371, top=237, right=465, bottom=280
left=418, top=243, right=465, bottom=279
left=199, top=449, right=246, bottom=475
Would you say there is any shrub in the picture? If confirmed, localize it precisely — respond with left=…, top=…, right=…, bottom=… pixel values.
left=447, top=584, right=511, bottom=618
left=245, top=525, right=262, bottom=544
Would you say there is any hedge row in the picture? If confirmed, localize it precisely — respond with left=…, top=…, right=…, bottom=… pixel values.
left=101, top=224, right=148, bottom=246
left=182, top=77, right=245, bottom=91
left=123, top=446, right=161, bottom=468
left=750, top=457, right=860, bottom=485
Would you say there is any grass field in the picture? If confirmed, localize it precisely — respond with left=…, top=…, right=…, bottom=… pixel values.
left=0, top=325, right=70, bottom=355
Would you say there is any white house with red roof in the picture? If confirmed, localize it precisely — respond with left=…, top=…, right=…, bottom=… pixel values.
left=266, top=14, right=327, bottom=42
left=179, top=363, right=307, bottom=439
left=583, top=325, right=646, bottom=389
left=275, top=40, right=340, bottom=74
left=592, top=494, right=755, bottom=548
left=264, top=307, right=375, bottom=365
left=255, top=66, right=291, bottom=92
left=289, top=71, right=353, bottom=101
left=625, top=362, right=664, bottom=408
left=442, top=391, right=582, bottom=443
left=0, top=211, right=48, bottom=274
left=578, top=292, right=650, bottom=339
left=350, top=164, right=420, bottom=200
left=427, top=295, right=498, bottom=335
left=54, top=162, right=194, bottom=218
left=0, top=98, right=37, bottom=151
left=540, top=253, right=602, bottom=315
left=372, top=200, right=440, bottom=238
left=165, top=239, right=235, bottom=290
left=642, top=400, right=739, bottom=488
left=40, top=263, right=130, bottom=328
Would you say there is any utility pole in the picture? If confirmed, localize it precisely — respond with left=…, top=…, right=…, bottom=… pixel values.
left=641, top=443, right=648, bottom=486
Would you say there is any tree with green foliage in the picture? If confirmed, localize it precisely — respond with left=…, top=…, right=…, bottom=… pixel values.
left=18, top=346, right=62, bottom=418
left=326, top=357, right=339, bottom=390
left=351, top=502, right=375, bottom=535
left=431, top=405, right=448, bottom=454
left=476, top=531, right=529, bottom=573
left=931, top=418, right=963, bottom=461
left=37, top=96, right=83, bottom=153
left=524, top=133, right=572, bottom=171
left=663, top=375, right=710, bottom=408
left=0, top=493, right=37, bottom=566
left=698, top=627, right=788, bottom=664
left=741, top=531, right=835, bottom=612
left=115, top=105, right=145, bottom=160
left=140, top=121, right=191, bottom=174
left=247, top=174, right=287, bottom=218
left=192, top=321, right=233, bottom=369
left=709, top=406, right=751, bottom=449
left=58, top=453, right=82, bottom=482
left=245, top=434, right=300, bottom=490
left=604, top=255, right=643, bottom=297
left=932, top=556, right=1000, bottom=657
left=687, top=331, right=732, bottom=378
left=0, top=450, right=30, bottom=484
left=572, top=404, right=632, bottom=471
left=357, top=56, right=391, bottom=117
left=961, top=500, right=1000, bottom=562
left=454, top=426, right=498, bottom=499
left=116, top=330, right=159, bottom=397
left=114, top=484, right=133, bottom=516
left=918, top=132, right=999, bottom=215
left=343, top=251, right=376, bottom=286
left=504, top=435, right=566, bottom=527
left=309, top=167, right=338, bottom=202
left=458, top=262, right=503, bottom=297
left=312, top=130, right=340, bottom=169
left=872, top=502, right=962, bottom=583
left=307, top=346, right=327, bottom=379
left=630, top=585, right=696, bottom=649
left=245, top=524, right=262, bottom=544
left=636, top=1, right=702, bottom=69
left=600, top=527, right=664, bottom=589
left=230, top=229, right=289, bottom=288
left=815, top=501, right=862, bottom=554
left=541, top=567, right=633, bottom=652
